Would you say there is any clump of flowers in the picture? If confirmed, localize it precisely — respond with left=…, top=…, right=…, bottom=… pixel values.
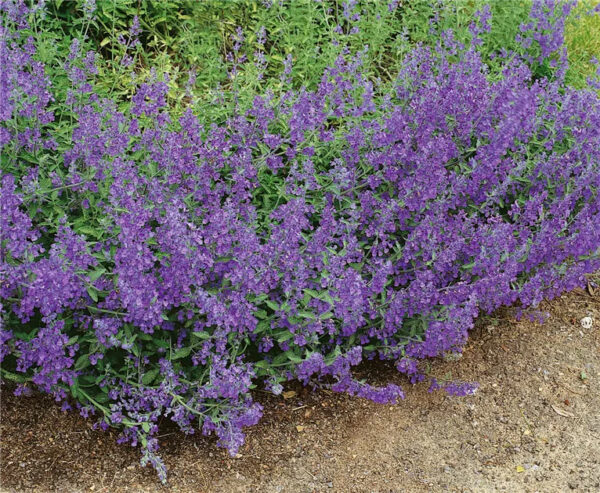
left=1, top=0, right=599, bottom=483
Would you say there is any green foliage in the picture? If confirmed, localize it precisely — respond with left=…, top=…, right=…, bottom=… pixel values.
left=31, top=2, right=528, bottom=110
left=34, top=0, right=600, bottom=113
left=566, top=0, right=600, bottom=88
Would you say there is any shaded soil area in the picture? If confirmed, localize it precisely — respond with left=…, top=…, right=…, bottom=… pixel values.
left=1, top=287, right=599, bottom=493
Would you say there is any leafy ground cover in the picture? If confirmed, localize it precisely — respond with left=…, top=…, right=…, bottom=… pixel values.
left=1, top=0, right=600, bottom=483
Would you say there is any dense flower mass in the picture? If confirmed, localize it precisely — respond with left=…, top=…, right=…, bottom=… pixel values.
left=1, top=0, right=599, bottom=483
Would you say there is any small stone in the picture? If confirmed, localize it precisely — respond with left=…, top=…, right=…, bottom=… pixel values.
left=443, top=351, right=463, bottom=362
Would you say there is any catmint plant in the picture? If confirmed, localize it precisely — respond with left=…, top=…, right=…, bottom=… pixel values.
left=1, top=0, right=599, bottom=484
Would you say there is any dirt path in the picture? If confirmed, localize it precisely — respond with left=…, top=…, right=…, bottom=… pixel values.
left=1, top=288, right=599, bottom=493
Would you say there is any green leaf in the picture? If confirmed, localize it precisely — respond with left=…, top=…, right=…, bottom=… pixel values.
left=276, top=331, right=294, bottom=343
left=321, top=293, right=335, bottom=306
left=94, top=392, right=109, bottom=404
left=192, top=331, right=211, bottom=339
left=301, top=291, right=311, bottom=306
left=272, top=352, right=289, bottom=366
left=252, top=293, right=268, bottom=303
left=77, top=225, right=98, bottom=237
left=142, top=368, right=160, bottom=385
left=69, top=381, right=80, bottom=399
left=265, top=300, right=279, bottom=311
left=75, top=353, right=91, bottom=371
left=154, top=338, right=170, bottom=348
left=88, top=268, right=106, bottom=282
left=86, top=285, right=99, bottom=302
left=303, top=288, right=320, bottom=298
left=131, top=344, right=141, bottom=357
left=172, top=346, right=192, bottom=360
left=254, top=309, right=268, bottom=319
left=285, top=350, right=303, bottom=363
left=254, top=319, right=270, bottom=334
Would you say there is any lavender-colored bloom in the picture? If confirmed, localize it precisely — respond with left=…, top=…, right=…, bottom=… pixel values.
left=82, top=0, right=95, bottom=19
left=0, top=327, right=12, bottom=363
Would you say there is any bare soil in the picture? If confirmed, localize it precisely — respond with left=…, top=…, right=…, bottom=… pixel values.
left=1, top=287, right=599, bottom=493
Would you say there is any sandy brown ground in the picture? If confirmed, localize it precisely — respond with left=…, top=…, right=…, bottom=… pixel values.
left=1, top=286, right=599, bottom=493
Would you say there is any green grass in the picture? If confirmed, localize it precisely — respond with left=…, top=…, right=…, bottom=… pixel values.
left=566, top=0, right=600, bottom=88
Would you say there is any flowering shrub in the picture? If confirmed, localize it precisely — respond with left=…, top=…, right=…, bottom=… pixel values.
left=2, top=0, right=600, bottom=483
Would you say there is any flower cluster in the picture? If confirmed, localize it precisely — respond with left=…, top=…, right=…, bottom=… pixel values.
left=1, top=0, right=599, bottom=483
